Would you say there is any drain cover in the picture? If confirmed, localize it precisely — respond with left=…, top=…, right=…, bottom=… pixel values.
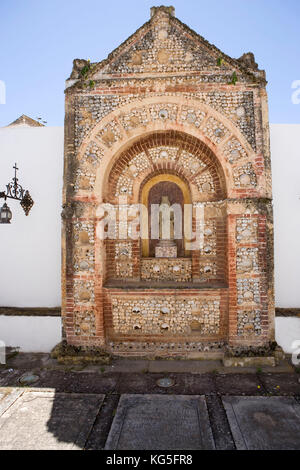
left=19, top=373, right=40, bottom=385
left=156, top=377, right=174, bottom=388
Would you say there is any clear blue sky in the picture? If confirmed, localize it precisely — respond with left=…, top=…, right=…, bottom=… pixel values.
left=0, top=0, right=299, bottom=127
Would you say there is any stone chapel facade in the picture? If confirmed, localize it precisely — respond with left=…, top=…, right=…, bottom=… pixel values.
left=62, top=6, right=275, bottom=357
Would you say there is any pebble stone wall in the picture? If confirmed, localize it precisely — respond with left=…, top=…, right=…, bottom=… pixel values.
left=62, top=7, right=274, bottom=355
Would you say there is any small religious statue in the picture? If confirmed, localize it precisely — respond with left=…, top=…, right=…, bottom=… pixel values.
left=155, top=195, right=177, bottom=258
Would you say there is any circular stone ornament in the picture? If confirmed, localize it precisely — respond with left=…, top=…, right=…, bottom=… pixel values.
left=129, top=164, right=137, bottom=175
left=79, top=261, right=89, bottom=270
left=241, top=258, right=253, bottom=269
left=158, top=29, right=168, bottom=40
left=202, top=182, right=211, bottom=192
left=159, top=150, right=168, bottom=159
left=236, top=106, right=246, bottom=118
left=129, top=116, right=140, bottom=128
left=239, top=174, right=251, bottom=186
left=161, top=307, right=170, bottom=314
left=19, top=373, right=40, bottom=385
left=185, top=52, right=193, bottom=63
left=244, top=291, right=254, bottom=301
left=132, top=307, right=141, bottom=314
left=241, top=228, right=252, bottom=239
left=187, top=112, right=196, bottom=124
left=191, top=161, right=200, bottom=171
left=214, top=128, right=224, bottom=138
left=204, top=266, right=212, bottom=274
left=159, top=109, right=169, bottom=120
left=157, top=377, right=175, bottom=388
left=230, top=149, right=240, bottom=162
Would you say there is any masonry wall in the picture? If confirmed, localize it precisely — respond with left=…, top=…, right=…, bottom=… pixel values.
left=0, top=124, right=298, bottom=309
left=271, top=124, right=300, bottom=308
left=0, top=126, right=63, bottom=307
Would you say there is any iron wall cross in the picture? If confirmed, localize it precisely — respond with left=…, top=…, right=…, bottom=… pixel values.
left=0, top=163, right=34, bottom=217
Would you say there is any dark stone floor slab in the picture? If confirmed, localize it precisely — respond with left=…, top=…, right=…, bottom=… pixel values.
left=0, top=369, right=21, bottom=387
left=5, top=353, right=49, bottom=370
left=37, top=370, right=119, bottom=394
left=215, top=374, right=263, bottom=395
left=0, top=390, right=104, bottom=450
left=105, top=394, right=215, bottom=450
left=259, top=373, right=300, bottom=395
left=115, top=373, right=215, bottom=395
left=223, top=396, right=300, bottom=450
left=175, top=374, right=216, bottom=395
left=115, top=373, right=159, bottom=394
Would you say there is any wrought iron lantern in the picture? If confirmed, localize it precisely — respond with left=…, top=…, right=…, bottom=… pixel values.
left=0, top=203, right=12, bottom=224
left=0, top=163, right=34, bottom=224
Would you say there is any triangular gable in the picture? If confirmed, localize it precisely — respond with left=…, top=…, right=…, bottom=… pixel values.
left=70, top=7, right=264, bottom=85
left=7, top=114, right=45, bottom=127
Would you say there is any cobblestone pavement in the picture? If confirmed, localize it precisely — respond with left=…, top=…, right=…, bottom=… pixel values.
left=0, top=353, right=299, bottom=450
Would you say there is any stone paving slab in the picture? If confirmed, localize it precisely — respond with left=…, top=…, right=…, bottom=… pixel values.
left=0, top=388, right=23, bottom=416
left=105, top=394, right=215, bottom=450
left=223, top=396, right=300, bottom=450
left=0, top=390, right=104, bottom=450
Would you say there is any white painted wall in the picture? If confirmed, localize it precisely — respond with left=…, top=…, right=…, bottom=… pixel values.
left=271, top=124, right=300, bottom=308
left=0, top=316, right=62, bottom=352
left=0, top=124, right=299, bottom=310
left=275, top=317, right=300, bottom=354
left=0, top=127, right=63, bottom=307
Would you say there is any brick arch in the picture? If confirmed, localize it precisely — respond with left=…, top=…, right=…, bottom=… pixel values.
left=138, top=167, right=193, bottom=202
left=140, top=173, right=192, bottom=258
left=104, top=130, right=227, bottom=203
left=75, top=96, right=258, bottom=201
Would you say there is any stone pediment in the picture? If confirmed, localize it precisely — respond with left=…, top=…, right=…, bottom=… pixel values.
left=68, top=6, right=265, bottom=85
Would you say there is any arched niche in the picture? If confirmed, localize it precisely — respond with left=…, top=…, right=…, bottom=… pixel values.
left=140, top=174, right=192, bottom=258
left=103, top=130, right=228, bottom=285
left=105, top=130, right=227, bottom=204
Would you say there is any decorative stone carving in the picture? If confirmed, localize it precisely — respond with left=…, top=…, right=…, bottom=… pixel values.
left=202, top=117, right=229, bottom=144
left=238, top=310, right=262, bottom=336
left=223, top=138, right=248, bottom=164
left=237, top=248, right=259, bottom=273
left=238, top=52, right=258, bottom=70
left=74, top=280, right=95, bottom=305
left=69, top=58, right=90, bottom=79
left=74, top=309, right=96, bottom=336
left=111, top=296, right=220, bottom=335
left=97, top=121, right=122, bottom=148
left=61, top=202, right=75, bottom=220
left=234, top=163, right=257, bottom=187
left=236, top=218, right=258, bottom=243
left=237, top=279, right=260, bottom=305
left=62, top=6, right=273, bottom=356
left=141, top=259, right=192, bottom=282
